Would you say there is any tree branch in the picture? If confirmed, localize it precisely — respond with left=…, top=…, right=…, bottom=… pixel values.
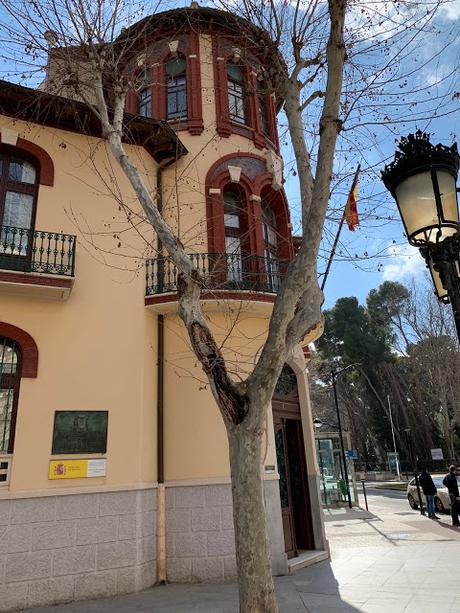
left=299, top=90, right=324, bottom=112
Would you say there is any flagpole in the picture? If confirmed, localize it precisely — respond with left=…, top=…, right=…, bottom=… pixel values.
left=320, top=216, right=345, bottom=291
left=320, top=164, right=361, bottom=292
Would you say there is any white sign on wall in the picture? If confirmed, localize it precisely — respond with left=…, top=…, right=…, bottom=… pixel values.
left=87, top=459, right=107, bottom=477
left=430, top=448, right=444, bottom=460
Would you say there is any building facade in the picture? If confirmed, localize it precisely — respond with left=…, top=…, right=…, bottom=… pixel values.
left=0, top=7, right=326, bottom=611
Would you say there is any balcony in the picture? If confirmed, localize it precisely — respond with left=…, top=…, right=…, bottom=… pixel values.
left=145, top=253, right=288, bottom=312
left=0, top=225, right=76, bottom=300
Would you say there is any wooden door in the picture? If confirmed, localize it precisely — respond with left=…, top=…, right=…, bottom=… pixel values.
left=286, top=420, right=315, bottom=551
left=273, top=365, right=315, bottom=556
left=274, top=416, right=297, bottom=558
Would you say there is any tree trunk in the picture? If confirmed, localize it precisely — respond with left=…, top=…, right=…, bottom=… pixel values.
left=227, top=417, right=279, bottom=613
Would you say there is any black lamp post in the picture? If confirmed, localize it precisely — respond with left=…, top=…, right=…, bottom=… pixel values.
left=403, top=427, right=424, bottom=516
left=381, top=131, right=460, bottom=338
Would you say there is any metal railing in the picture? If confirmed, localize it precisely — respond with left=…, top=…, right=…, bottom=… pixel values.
left=0, top=225, right=76, bottom=276
left=0, top=454, right=13, bottom=485
left=146, top=253, right=289, bottom=296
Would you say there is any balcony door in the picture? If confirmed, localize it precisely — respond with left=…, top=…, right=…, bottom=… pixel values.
left=223, top=188, right=247, bottom=284
left=0, top=149, right=38, bottom=271
left=262, top=198, right=279, bottom=291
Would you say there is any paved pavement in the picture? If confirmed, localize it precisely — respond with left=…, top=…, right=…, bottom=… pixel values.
left=26, top=486, right=460, bottom=613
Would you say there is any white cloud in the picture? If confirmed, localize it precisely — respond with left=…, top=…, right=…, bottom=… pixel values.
left=439, top=0, right=460, bottom=20
left=382, top=243, right=426, bottom=282
left=425, top=63, right=453, bottom=86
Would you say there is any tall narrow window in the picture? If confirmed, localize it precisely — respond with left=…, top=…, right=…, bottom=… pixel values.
left=0, top=150, right=38, bottom=262
left=224, top=189, right=246, bottom=282
left=0, top=337, right=21, bottom=457
left=227, top=63, right=247, bottom=125
left=258, top=83, right=270, bottom=136
left=262, top=198, right=279, bottom=290
left=138, top=71, right=152, bottom=118
left=166, top=57, right=187, bottom=120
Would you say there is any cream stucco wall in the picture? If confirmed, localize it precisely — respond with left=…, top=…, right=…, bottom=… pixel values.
left=0, top=118, right=159, bottom=493
left=0, top=29, right=314, bottom=497
left=162, top=309, right=278, bottom=482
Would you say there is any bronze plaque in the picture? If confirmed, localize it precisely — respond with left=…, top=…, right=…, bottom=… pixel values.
left=52, top=411, right=108, bottom=454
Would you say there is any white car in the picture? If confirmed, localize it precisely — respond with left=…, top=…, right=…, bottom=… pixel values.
left=407, top=476, right=456, bottom=513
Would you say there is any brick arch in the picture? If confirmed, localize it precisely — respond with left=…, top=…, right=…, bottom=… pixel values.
left=206, top=154, right=266, bottom=255
left=0, top=323, right=38, bottom=377
left=15, top=138, right=54, bottom=187
left=206, top=154, right=293, bottom=258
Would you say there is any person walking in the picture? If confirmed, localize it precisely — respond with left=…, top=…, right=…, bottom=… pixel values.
left=419, top=467, right=438, bottom=519
left=443, top=465, right=460, bottom=526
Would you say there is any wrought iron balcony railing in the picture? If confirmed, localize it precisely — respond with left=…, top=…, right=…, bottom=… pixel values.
left=0, top=225, right=76, bottom=276
left=146, top=253, right=288, bottom=296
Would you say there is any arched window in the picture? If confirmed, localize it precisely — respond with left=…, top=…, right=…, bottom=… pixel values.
left=0, top=148, right=38, bottom=262
left=223, top=188, right=247, bottom=282
left=227, top=63, right=247, bottom=125
left=138, top=71, right=152, bottom=118
left=166, top=57, right=187, bottom=120
left=262, top=198, right=279, bottom=290
left=0, top=337, right=21, bottom=457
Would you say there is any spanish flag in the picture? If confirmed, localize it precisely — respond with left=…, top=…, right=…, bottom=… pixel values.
left=344, top=165, right=360, bottom=231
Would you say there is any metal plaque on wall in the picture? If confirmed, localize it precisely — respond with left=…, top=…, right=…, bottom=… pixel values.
left=52, top=411, right=108, bottom=454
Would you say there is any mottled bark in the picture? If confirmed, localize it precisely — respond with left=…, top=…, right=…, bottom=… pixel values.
left=228, top=416, right=279, bottom=613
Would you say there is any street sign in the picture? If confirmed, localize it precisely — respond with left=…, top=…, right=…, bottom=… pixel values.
left=345, top=449, right=358, bottom=460
left=430, top=448, right=444, bottom=460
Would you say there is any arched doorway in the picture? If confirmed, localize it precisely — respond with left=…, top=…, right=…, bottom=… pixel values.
left=272, top=364, right=315, bottom=558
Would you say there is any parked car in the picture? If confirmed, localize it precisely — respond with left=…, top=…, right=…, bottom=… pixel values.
left=407, top=476, right=457, bottom=513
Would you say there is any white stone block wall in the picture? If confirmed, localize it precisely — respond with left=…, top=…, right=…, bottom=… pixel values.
left=165, top=484, right=236, bottom=583
left=165, top=481, right=287, bottom=583
left=0, top=488, right=156, bottom=612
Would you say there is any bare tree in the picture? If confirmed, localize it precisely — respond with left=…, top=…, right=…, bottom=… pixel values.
left=0, top=0, right=456, bottom=610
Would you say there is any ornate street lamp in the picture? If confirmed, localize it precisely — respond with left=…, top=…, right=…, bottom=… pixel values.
left=382, top=131, right=460, bottom=337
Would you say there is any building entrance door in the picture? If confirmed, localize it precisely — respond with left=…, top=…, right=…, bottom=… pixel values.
left=272, top=365, right=315, bottom=558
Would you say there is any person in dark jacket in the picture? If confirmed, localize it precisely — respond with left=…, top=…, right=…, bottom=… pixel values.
left=419, top=467, right=438, bottom=518
left=443, top=465, right=459, bottom=526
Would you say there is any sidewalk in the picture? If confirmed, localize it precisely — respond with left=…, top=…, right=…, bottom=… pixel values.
left=25, top=494, right=460, bottom=613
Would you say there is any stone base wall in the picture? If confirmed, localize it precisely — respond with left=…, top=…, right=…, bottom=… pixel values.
left=0, top=480, right=291, bottom=609
left=0, top=488, right=156, bottom=612
left=165, top=480, right=287, bottom=583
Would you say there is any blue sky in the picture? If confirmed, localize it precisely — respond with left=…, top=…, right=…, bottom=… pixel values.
left=280, top=1, right=460, bottom=310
